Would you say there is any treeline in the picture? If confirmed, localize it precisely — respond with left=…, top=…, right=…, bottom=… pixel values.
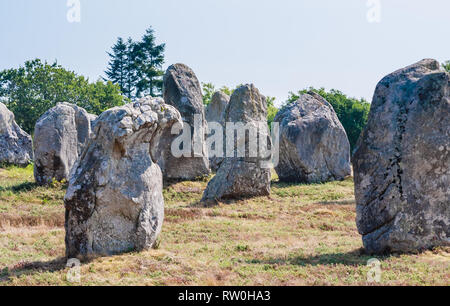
left=0, top=59, right=125, bottom=134
left=1, top=24, right=448, bottom=142
left=0, top=26, right=166, bottom=134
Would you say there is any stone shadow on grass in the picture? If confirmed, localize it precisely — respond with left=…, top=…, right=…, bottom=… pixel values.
left=0, top=257, right=68, bottom=283
left=0, top=254, right=115, bottom=283
left=163, top=174, right=213, bottom=189
left=0, top=180, right=68, bottom=194
left=1, top=181, right=40, bottom=193
left=246, top=249, right=393, bottom=267
left=316, top=199, right=355, bottom=206
left=193, top=194, right=272, bottom=208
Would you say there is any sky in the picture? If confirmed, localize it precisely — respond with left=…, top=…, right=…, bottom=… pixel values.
left=0, top=0, right=449, bottom=106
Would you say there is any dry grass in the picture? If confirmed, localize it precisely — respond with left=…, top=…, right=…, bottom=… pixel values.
left=0, top=166, right=448, bottom=286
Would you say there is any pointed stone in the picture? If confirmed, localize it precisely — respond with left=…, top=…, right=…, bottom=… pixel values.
left=162, top=63, right=210, bottom=180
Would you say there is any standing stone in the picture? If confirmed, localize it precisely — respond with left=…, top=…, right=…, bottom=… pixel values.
left=353, top=59, right=450, bottom=254
left=274, top=92, right=351, bottom=183
left=162, top=63, right=210, bottom=180
left=65, top=97, right=182, bottom=258
left=206, top=91, right=230, bottom=171
left=206, top=91, right=230, bottom=123
left=0, top=103, right=33, bottom=166
left=34, top=102, right=96, bottom=185
left=202, top=84, right=271, bottom=202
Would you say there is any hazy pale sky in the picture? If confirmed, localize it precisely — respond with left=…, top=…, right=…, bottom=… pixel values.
left=1, top=0, right=449, bottom=105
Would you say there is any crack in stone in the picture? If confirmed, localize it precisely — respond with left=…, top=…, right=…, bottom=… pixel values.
left=364, top=212, right=398, bottom=238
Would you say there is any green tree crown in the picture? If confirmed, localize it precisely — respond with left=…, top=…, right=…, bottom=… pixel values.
left=0, top=59, right=125, bottom=134
left=442, top=61, right=450, bottom=72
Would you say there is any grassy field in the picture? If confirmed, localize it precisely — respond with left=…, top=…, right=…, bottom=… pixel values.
left=0, top=165, right=448, bottom=286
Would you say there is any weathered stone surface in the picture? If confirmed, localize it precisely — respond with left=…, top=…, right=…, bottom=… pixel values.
left=162, top=63, right=210, bottom=180
left=206, top=91, right=230, bottom=171
left=34, top=103, right=96, bottom=185
left=0, top=103, right=33, bottom=166
left=353, top=59, right=450, bottom=254
left=202, top=84, right=271, bottom=202
left=65, top=97, right=181, bottom=258
left=274, top=92, right=351, bottom=183
left=206, top=91, right=230, bottom=123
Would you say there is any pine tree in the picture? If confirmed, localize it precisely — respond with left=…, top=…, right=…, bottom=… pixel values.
left=105, top=38, right=127, bottom=96
left=134, top=27, right=166, bottom=97
left=105, top=37, right=138, bottom=99
left=124, top=37, right=139, bottom=99
left=105, top=27, right=166, bottom=99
